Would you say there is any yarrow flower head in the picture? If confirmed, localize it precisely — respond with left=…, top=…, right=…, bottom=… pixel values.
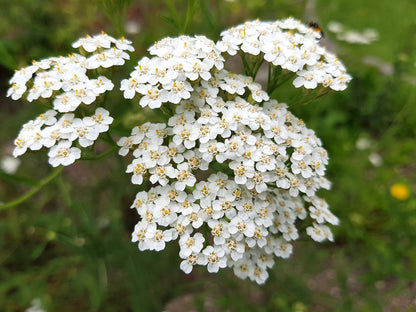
left=12, top=107, right=113, bottom=166
left=8, top=32, right=133, bottom=167
left=119, top=28, right=347, bottom=284
left=8, top=32, right=133, bottom=111
left=217, top=18, right=352, bottom=91
left=7, top=18, right=350, bottom=285
left=120, top=35, right=225, bottom=108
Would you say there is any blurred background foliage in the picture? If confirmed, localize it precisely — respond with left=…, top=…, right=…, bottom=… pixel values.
left=0, top=0, right=415, bottom=311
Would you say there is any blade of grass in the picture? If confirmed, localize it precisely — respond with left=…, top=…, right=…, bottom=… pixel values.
left=0, top=166, right=64, bottom=211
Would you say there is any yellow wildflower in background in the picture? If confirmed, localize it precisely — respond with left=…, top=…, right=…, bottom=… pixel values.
left=390, top=183, right=410, bottom=200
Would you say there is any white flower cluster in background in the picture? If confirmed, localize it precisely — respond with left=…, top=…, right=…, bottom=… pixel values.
left=217, top=18, right=352, bottom=90
left=0, top=156, right=21, bottom=174
left=327, top=21, right=379, bottom=45
left=13, top=108, right=113, bottom=167
left=7, top=33, right=133, bottom=167
left=26, top=298, right=46, bottom=312
left=120, top=33, right=342, bottom=284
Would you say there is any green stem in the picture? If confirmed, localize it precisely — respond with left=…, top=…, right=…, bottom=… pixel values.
left=269, top=71, right=296, bottom=94
left=267, top=63, right=272, bottom=91
left=105, top=131, right=118, bottom=146
left=273, top=76, right=291, bottom=89
left=267, top=66, right=282, bottom=93
left=239, top=51, right=252, bottom=76
left=251, top=56, right=265, bottom=80
left=159, top=103, right=175, bottom=117
left=0, top=171, right=39, bottom=186
left=0, top=166, right=64, bottom=211
left=96, top=131, right=118, bottom=147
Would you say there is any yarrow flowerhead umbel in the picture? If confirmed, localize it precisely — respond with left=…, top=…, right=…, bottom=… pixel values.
left=119, top=19, right=348, bottom=284
left=8, top=32, right=134, bottom=167
left=217, top=18, right=352, bottom=91
left=7, top=18, right=350, bottom=285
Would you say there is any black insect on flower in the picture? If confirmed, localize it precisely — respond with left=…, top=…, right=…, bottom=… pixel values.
left=308, top=22, right=324, bottom=38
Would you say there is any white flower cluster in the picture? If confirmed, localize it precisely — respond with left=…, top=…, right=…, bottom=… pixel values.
left=120, top=35, right=226, bottom=108
left=8, top=33, right=133, bottom=167
left=123, top=94, right=338, bottom=284
left=26, top=298, right=46, bottom=312
left=327, top=21, right=379, bottom=45
left=7, top=32, right=133, bottom=112
left=6, top=18, right=348, bottom=284
left=120, top=33, right=341, bottom=284
left=217, top=18, right=352, bottom=90
left=13, top=108, right=113, bottom=167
